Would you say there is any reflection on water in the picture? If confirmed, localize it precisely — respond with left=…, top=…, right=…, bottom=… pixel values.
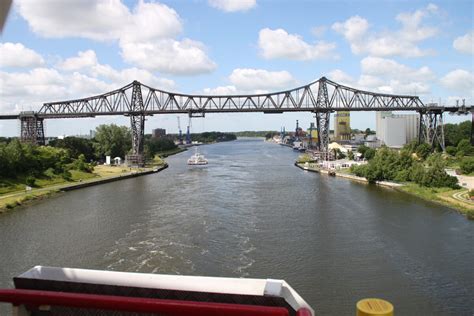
left=0, top=138, right=473, bottom=315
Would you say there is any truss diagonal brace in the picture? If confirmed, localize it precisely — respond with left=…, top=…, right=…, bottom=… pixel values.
left=315, top=111, right=331, bottom=156
left=419, top=110, right=445, bottom=151
left=128, top=81, right=145, bottom=166
left=20, top=112, right=45, bottom=145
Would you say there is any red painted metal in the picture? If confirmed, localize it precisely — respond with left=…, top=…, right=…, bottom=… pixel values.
left=0, top=289, right=294, bottom=316
left=296, top=307, right=313, bottom=316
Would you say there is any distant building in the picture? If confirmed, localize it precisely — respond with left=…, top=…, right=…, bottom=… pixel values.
left=152, top=128, right=166, bottom=138
left=334, top=111, right=351, bottom=141
left=376, top=112, right=419, bottom=147
left=89, top=130, right=96, bottom=139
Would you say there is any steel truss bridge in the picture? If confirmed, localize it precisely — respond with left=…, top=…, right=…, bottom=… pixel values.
left=1, top=77, right=471, bottom=164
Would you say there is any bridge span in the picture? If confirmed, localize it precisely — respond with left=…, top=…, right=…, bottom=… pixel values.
left=1, top=76, right=471, bottom=164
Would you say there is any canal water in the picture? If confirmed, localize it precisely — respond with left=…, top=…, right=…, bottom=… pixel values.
left=0, top=138, right=473, bottom=315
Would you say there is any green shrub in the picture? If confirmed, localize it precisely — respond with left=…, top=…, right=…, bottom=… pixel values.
left=467, top=209, right=474, bottom=220
left=445, top=146, right=457, bottom=156
left=61, top=171, right=72, bottom=181
left=460, top=157, right=474, bottom=174
left=25, top=176, right=36, bottom=187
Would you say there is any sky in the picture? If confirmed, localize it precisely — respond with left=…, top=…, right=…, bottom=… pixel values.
left=0, top=0, right=473, bottom=136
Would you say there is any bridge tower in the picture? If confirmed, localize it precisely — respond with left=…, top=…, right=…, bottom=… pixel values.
left=418, top=110, right=445, bottom=151
left=19, top=112, right=45, bottom=145
left=315, top=77, right=331, bottom=159
left=126, top=81, right=145, bottom=166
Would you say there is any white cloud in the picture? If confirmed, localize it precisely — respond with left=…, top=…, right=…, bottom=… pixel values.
left=16, top=0, right=181, bottom=41
left=203, top=85, right=238, bottom=95
left=208, top=0, right=256, bottom=12
left=120, top=39, right=217, bottom=75
left=16, top=0, right=216, bottom=75
left=440, top=69, right=474, bottom=96
left=229, top=68, right=296, bottom=91
left=311, top=26, right=327, bottom=38
left=361, top=56, right=435, bottom=81
left=0, top=42, right=44, bottom=68
left=332, top=4, right=438, bottom=57
left=203, top=68, right=297, bottom=95
left=328, top=57, right=435, bottom=95
left=0, top=49, right=176, bottom=113
left=327, top=69, right=354, bottom=85
left=258, top=28, right=337, bottom=60
left=58, top=50, right=98, bottom=71
left=453, top=31, right=474, bottom=54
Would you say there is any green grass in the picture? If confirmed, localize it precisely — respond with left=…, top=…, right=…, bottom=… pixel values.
left=398, top=183, right=473, bottom=216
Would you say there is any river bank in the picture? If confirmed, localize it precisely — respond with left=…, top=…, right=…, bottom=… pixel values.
left=295, top=162, right=474, bottom=218
left=0, top=164, right=168, bottom=213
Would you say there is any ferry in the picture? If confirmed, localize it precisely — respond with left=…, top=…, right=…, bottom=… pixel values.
left=187, top=148, right=208, bottom=165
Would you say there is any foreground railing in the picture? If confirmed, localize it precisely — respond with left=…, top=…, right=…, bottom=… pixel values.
left=0, top=289, right=312, bottom=316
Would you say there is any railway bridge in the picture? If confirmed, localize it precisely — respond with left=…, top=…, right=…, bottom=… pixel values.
left=0, top=77, right=471, bottom=164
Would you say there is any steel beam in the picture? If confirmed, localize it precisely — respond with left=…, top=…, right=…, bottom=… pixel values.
left=19, top=112, right=44, bottom=145
left=419, top=110, right=445, bottom=151
left=127, top=81, right=145, bottom=166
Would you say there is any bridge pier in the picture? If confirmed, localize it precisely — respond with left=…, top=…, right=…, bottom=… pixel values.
left=315, top=111, right=331, bottom=159
left=19, top=112, right=45, bottom=145
left=126, top=81, right=145, bottom=167
left=314, top=77, right=332, bottom=160
left=419, top=110, right=445, bottom=151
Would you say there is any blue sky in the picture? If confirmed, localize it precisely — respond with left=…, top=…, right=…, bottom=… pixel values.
left=0, top=0, right=473, bottom=136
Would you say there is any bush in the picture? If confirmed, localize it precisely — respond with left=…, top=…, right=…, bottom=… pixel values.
left=61, top=171, right=72, bottom=181
left=416, top=143, right=431, bottom=160
left=445, top=146, right=457, bottom=156
left=460, top=157, right=474, bottom=174
left=364, top=148, right=376, bottom=160
left=25, top=176, right=36, bottom=187
left=467, top=209, right=474, bottom=220
left=457, top=139, right=472, bottom=155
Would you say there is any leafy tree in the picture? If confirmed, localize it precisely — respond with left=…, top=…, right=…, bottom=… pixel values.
left=456, top=139, right=472, bottom=156
left=25, top=176, right=36, bottom=187
left=460, top=157, right=474, bottom=174
left=93, top=124, right=132, bottom=159
left=364, top=148, right=376, bottom=160
left=348, top=151, right=354, bottom=160
left=357, top=145, right=369, bottom=157
left=444, top=121, right=471, bottom=147
left=50, top=137, right=95, bottom=161
left=144, top=138, right=177, bottom=160
left=415, top=143, right=431, bottom=160
left=445, top=146, right=457, bottom=156
left=365, top=128, right=376, bottom=136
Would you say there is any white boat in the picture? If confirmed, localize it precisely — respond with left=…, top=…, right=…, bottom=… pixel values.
left=187, top=148, right=208, bottom=165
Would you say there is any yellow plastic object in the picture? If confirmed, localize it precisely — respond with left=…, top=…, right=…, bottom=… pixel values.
left=356, top=298, right=394, bottom=316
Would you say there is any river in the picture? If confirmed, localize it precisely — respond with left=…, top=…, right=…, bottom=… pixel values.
left=0, top=138, right=473, bottom=315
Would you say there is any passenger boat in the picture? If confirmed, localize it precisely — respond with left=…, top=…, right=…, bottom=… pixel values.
left=0, top=266, right=314, bottom=316
left=187, top=147, right=208, bottom=165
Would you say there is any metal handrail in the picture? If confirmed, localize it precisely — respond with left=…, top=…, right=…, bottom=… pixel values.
left=0, top=288, right=312, bottom=316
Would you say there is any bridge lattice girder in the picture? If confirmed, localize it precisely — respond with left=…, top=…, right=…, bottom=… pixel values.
left=38, top=77, right=427, bottom=118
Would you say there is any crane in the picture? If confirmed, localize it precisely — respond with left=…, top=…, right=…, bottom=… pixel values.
left=186, top=116, right=192, bottom=145
left=177, top=116, right=183, bottom=145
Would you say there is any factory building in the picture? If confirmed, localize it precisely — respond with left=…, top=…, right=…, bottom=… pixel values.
left=334, top=111, right=351, bottom=141
left=152, top=128, right=166, bottom=138
left=376, top=112, right=419, bottom=147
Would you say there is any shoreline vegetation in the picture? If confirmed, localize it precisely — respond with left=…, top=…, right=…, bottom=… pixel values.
left=0, top=126, right=237, bottom=214
left=295, top=161, right=474, bottom=219
left=0, top=163, right=168, bottom=213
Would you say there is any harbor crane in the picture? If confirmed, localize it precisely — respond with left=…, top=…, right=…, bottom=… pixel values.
left=177, top=116, right=183, bottom=145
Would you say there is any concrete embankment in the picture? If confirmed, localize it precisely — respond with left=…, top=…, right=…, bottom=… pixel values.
left=0, top=164, right=168, bottom=213
left=61, top=164, right=168, bottom=192
left=294, top=162, right=402, bottom=189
